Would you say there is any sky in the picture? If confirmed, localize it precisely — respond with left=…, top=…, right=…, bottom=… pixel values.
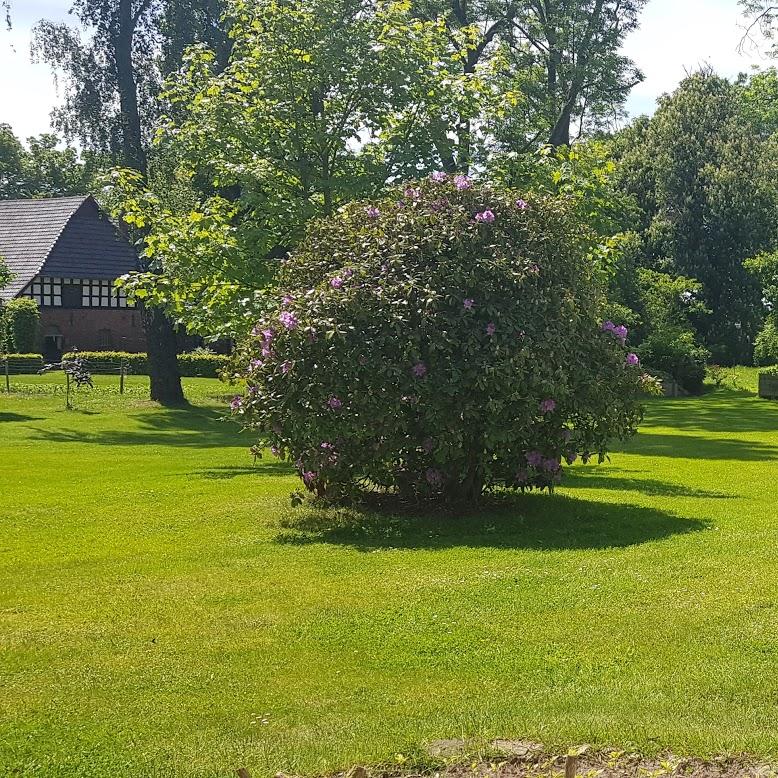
left=0, top=0, right=774, bottom=143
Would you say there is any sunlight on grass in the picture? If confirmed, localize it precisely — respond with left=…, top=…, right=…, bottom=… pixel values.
left=2, top=372, right=778, bottom=776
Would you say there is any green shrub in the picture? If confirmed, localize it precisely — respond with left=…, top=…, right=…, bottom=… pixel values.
left=638, top=328, right=710, bottom=394
left=61, top=350, right=229, bottom=377
left=754, top=315, right=778, bottom=366
left=177, top=352, right=229, bottom=378
left=0, top=353, right=44, bottom=374
left=234, top=177, right=654, bottom=503
left=2, top=298, right=41, bottom=353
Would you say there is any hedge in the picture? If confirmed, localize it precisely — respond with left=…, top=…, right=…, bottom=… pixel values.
left=62, top=351, right=230, bottom=378
left=0, top=353, right=44, bottom=374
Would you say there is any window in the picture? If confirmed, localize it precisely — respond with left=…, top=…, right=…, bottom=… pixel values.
left=97, top=328, right=113, bottom=349
left=61, top=283, right=82, bottom=308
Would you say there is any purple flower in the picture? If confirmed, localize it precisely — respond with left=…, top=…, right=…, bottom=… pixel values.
left=602, top=320, right=616, bottom=333
left=327, top=396, right=343, bottom=411
left=540, top=398, right=557, bottom=414
left=302, top=471, right=317, bottom=488
left=486, top=322, right=496, bottom=336
left=281, top=294, right=294, bottom=306
left=526, top=450, right=544, bottom=468
left=404, top=187, right=421, bottom=200
left=320, top=442, right=334, bottom=450
left=279, top=310, right=298, bottom=330
left=463, top=298, right=475, bottom=310
left=543, top=457, right=561, bottom=473
left=248, top=358, right=263, bottom=371
left=366, top=206, right=380, bottom=218
left=430, top=171, right=448, bottom=182
left=251, top=323, right=262, bottom=336
left=261, top=345, right=272, bottom=358
left=454, top=175, right=472, bottom=190
left=626, top=352, right=640, bottom=366
left=412, top=361, right=428, bottom=378
left=475, top=209, right=495, bottom=224
left=230, top=396, right=243, bottom=411
left=614, top=325, right=628, bottom=343
left=515, top=198, right=529, bottom=210
left=565, top=453, right=578, bottom=465
left=343, top=268, right=354, bottom=279
left=330, top=277, right=344, bottom=289
left=425, top=468, right=444, bottom=488
left=280, top=360, right=292, bottom=374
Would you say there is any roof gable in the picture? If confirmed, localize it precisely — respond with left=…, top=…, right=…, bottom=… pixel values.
left=0, top=195, right=138, bottom=301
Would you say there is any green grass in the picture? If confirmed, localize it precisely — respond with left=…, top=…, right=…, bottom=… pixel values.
left=2, top=371, right=778, bottom=777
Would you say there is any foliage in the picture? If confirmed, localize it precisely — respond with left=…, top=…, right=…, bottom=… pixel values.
left=234, top=178, right=652, bottom=503
left=638, top=328, right=710, bottom=395
left=0, top=255, right=11, bottom=292
left=414, top=0, right=646, bottom=156
left=0, top=353, right=44, bottom=373
left=62, top=349, right=230, bottom=377
left=753, top=315, right=778, bottom=366
left=1, top=298, right=41, bottom=353
left=614, top=72, right=778, bottom=364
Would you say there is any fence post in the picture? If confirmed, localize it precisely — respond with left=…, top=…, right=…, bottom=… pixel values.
left=4, top=356, right=8, bottom=393
left=119, top=360, right=125, bottom=395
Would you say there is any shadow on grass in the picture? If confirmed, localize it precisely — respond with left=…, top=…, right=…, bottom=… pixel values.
left=194, top=463, right=294, bottom=479
left=28, top=407, right=248, bottom=448
left=642, top=388, right=778, bottom=435
left=274, top=492, right=708, bottom=551
left=621, top=430, right=778, bottom=461
left=563, top=467, right=735, bottom=499
left=0, top=412, right=44, bottom=423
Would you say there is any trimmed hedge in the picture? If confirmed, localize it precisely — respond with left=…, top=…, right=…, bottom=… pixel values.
left=1, top=298, right=41, bottom=352
left=62, top=351, right=229, bottom=378
left=0, top=353, right=44, bottom=374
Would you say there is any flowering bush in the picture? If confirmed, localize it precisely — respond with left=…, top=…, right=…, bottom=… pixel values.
left=234, top=176, right=653, bottom=503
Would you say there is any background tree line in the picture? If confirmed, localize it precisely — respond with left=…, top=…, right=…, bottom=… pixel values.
left=4, top=0, right=778, bottom=397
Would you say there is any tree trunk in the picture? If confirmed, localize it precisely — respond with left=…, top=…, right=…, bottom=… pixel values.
left=141, top=303, right=185, bottom=405
left=115, top=0, right=184, bottom=405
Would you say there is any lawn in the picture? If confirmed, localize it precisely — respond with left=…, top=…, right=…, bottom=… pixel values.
left=2, top=371, right=778, bottom=777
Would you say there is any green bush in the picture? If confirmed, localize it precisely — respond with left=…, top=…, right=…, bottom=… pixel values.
left=61, top=350, right=229, bottom=377
left=234, top=177, right=654, bottom=503
left=754, top=315, right=778, bottom=366
left=638, top=328, right=710, bottom=394
left=0, top=353, right=44, bottom=374
left=2, top=298, right=41, bottom=353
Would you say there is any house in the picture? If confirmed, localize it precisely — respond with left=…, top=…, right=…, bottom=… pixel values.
left=0, top=195, right=146, bottom=359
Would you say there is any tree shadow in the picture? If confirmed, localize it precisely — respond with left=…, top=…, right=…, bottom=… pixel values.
left=563, top=467, right=735, bottom=499
left=643, top=388, right=778, bottom=434
left=193, top=463, right=294, bottom=479
left=28, top=407, right=248, bottom=448
left=620, top=431, right=778, bottom=462
left=273, top=493, right=708, bottom=552
left=0, top=412, right=44, bottom=423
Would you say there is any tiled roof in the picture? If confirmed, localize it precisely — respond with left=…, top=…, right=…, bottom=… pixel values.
left=0, top=195, right=138, bottom=301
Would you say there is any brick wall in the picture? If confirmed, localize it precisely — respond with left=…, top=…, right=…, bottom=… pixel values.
left=41, top=307, right=147, bottom=353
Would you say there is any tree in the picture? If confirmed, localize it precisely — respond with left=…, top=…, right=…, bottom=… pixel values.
left=614, top=72, right=778, bottom=364
left=0, top=124, right=98, bottom=199
left=31, top=1, right=229, bottom=404
left=411, top=0, right=646, bottom=161
left=108, top=0, right=457, bottom=339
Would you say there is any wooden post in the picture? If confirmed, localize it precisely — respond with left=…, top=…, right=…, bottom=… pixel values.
left=4, top=357, right=8, bottom=393
left=120, top=361, right=125, bottom=395
left=66, top=370, right=71, bottom=410
left=236, top=769, right=251, bottom=778
left=565, top=754, right=577, bottom=778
